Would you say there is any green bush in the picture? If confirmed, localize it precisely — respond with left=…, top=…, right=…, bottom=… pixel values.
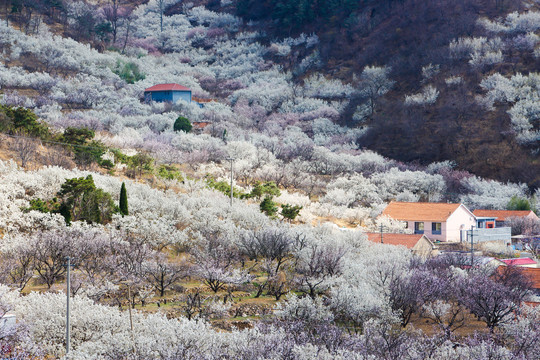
left=0, top=105, right=51, bottom=139
left=60, top=127, right=106, bottom=166
left=260, top=196, right=278, bottom=217
left=243, top=181, right=281, bottom=199
left=206, top=175, right=246, bottom=198
left=281, top=204, right=302, bottom=221
left=174, top=116, right=192, bottom=133
left=507, top=196, right=531, bottom=211
left=114, top=60, right=145, bottom=84
left=23, top=198, right=60, bottom=213
left=157, top=165, right=184, bottom=181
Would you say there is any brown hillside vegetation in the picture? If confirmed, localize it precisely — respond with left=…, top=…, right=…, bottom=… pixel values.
left=234, top=0, right=539, bottom=188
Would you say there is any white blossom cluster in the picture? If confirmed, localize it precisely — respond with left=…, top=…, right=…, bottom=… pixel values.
left=479, top=72, right=540, bottom=145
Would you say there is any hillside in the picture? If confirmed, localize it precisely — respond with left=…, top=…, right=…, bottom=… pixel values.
left=0, top=1, right=540, bottom=358
left=233, top=0, right=540, bottom=187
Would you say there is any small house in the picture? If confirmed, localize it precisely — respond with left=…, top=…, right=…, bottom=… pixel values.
left=191, top=121, right=211, bottom=134
left=381, top=201, right=476, bottom=242
left=144, top=83, right=192, bottom=103
left=473, top=209, right=539, bottom=228
left=366, top=233, right=438, bottom=258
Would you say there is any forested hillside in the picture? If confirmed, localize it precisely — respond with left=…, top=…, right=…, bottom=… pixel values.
left=0, top=0, right=540, bottom=358
left=234, top=0, right=540, bottom=187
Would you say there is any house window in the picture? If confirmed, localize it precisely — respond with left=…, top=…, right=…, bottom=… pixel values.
left=414, top=222, right=424, bottom=234
left=432, top=222, right=441, bottom=235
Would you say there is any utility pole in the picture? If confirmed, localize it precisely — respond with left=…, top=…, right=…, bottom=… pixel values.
left=127, top=284, right=133, bottom=332
left=380, top=223, right=383, bottom=244
left=226, top=157, right=234, bottom=207
left=65, top=256, right=75, bottom=356
left=121, top=281, right=136, bottom=355
left=470, top=225, right=475, bottom=269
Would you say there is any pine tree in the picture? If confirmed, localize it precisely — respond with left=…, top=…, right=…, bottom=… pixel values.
left=119, top=182, right=128, bottom=216
left=260, top=196, right=278, bottom=217
left=280, top=204, right=302, bottom=222
left=173, top=116, right=192, bottom=133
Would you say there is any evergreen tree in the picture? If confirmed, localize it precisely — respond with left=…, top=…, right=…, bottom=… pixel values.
left=507, top=196, right=531, bottom=211
left=174, top=116, right=192, bottom=133
left=56, top=175, right=116, bottom=224
left=260, top=196, right=278, bottom=217
left=119, top=182, right=129, bottom=216
left=280, top=204, right=302, bottom=222
left=61, top=127, right=106, bottom=166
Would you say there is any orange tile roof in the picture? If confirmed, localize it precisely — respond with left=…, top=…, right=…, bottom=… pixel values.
left=497, top=266, right=540, bottom=290
left=381, top=201, right=462, bottom=222
left=521, top=268, right=540, bottom=290
left=473, top=209, right=537, bottom=221
left=192, top=121, right=211, bottom=129
left=366, top=233, right=424, bottom=249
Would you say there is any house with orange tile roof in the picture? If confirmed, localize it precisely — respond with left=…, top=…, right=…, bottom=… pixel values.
left=381, top=202, right=513, bottom=243
left=366, top=233, right=438, bottom=258
left=473, top=209, right=539, bottom=228
left=381, top=201, right=477, bottom=242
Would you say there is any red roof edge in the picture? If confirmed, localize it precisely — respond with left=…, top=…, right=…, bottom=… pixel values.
left=144, top=83, right=191, bottom=92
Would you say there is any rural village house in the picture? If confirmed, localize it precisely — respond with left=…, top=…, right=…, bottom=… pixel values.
left=144, top=83, right=192, bottom=103
left=381, top=201, right=477, bottom=242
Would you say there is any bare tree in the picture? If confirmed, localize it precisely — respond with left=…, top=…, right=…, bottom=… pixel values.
left=42, top=145, right=76, bottom=169
left=238, top=227, right=293, bottom=297
left=192, top=233, right=250, bottom=293
left=457, top=266, right=532, bottom=331
left=111, top=232, right=155, bottom=283
left=30, top=231, right=73, bottom=289
left=11, top=134, right=38, bottom=168
left=0, top=246, right=35, bottom=291
left=295, top=242, right=346, bottom=299
left=180, top=288, right=205, bottom=320
left=143, top=254, right=189, bottom=297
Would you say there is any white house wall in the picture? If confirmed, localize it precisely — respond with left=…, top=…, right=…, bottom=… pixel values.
left=446, top=205, right=476, bottom=242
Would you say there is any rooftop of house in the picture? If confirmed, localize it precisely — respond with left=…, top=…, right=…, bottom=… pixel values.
left=192, top=97, right=215, bottom=103
left=473, top=209, right=538, bottom=221
left=192, top=121, right=211, bottom=129
left=499, top=257, right=537, bottom=266
left=144, top=83, right=191, bottom=92
left=381, top=201, right=463, bottom=222
left=520, top=267, right=540, bottom=290
left=365, top=232, right=426, bottom=249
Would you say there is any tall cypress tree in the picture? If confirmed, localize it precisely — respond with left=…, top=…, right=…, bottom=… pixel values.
left=119, top=182, right=128, bottom=216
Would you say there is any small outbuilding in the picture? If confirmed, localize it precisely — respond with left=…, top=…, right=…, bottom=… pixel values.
left=365, top=233, right=439, bottom=258
left=144, top=83, right=192, bottom=103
